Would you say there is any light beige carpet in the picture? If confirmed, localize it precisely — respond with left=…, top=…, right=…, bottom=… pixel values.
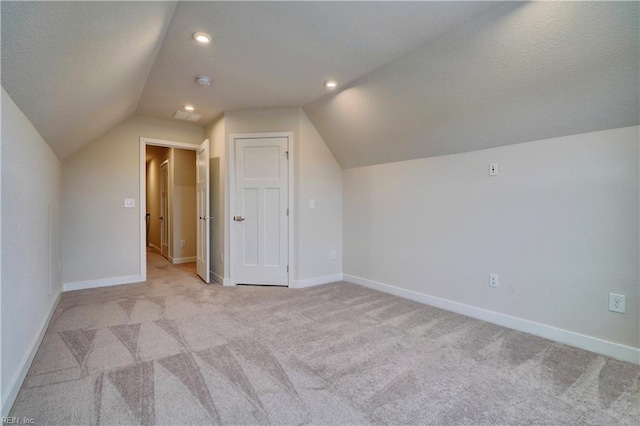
left=10, top=251, right=640, bottom=425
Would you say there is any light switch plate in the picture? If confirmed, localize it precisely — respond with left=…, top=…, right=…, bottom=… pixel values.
left=124, top=198, right=135, bottom=208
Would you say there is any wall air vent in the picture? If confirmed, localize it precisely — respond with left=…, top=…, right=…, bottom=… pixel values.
left=173, top=110, right=202, bottom=122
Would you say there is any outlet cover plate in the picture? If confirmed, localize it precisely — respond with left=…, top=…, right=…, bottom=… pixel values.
left=609, top=293, right=626, bottom=314
left=489, top=274, right=499, bottom=288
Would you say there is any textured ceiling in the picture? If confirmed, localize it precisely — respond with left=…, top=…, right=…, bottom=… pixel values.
left=1, top=1, right=177, bottom=159
left=2, top=2, right=637, bottom=164
left=1, top=0, right=499, bottom=159
left=137, top=1, right=499, bottom=124
left=305, top=1, right=640, bottom=168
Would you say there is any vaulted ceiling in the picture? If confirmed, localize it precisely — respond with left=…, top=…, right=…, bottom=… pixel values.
left=2, top=1, right=638, bottom=166
left=305, top=1, right=640, bottom=168
left=1, top=1, right=177, bottom=159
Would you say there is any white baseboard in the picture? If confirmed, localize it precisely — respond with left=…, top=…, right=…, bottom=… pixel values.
left=344, top=274, right=640, bottom=365
left=222, top=278, right=234, bottom=287
left=171, top=256, right=196, bottom=265
left=1, top=291, right=62, bottom=417
left=63, top=274, right=141, bottom=292
left=210, top=271, right=224, bottom=285
left=148, top=243, right=161, bottom=254
left=290, top=273, right=344, bottom=289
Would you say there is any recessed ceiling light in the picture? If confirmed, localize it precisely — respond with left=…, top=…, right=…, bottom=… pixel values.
left=325, top=80, right=338, bottom=89
left=192, top=32, right=212, bottom=44
left=196, top=75, right=212, bottom=86
left=184, top=105, right=195, bottom=112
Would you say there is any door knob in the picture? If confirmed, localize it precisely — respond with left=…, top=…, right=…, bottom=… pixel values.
left=233, top=216, right=245, bottom=222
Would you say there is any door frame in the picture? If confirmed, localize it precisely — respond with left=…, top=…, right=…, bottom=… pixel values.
left=228, top=132, right=295, bottom=287
left=139, top=137, right=202, bottom=282
left=159, top=159, right=170, bottom=259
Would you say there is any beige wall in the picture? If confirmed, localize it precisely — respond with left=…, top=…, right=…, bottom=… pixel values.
left=62, top=115, right=203, bottom=285
left=172, top=148, right=197, bottom=260
left=1, top=88, right=62, bottom=414
left=207, top=107, right=343, bottom=283
left=297, top=110, right=343, bottom=280
left=343, top=126, right=639, bottom=349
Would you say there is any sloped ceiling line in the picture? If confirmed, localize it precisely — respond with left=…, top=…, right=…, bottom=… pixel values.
left=2, top=2, right=637, bottom=166
left=2, top=1, right=499, bottom=159
left=303, top=1, right=640, bottom=169
left=1, top=1, right=179, bottom=159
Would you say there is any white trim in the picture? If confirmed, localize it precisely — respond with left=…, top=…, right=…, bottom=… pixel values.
left=160, top=159, right=170, bottom=260
left=148, top=243, right=161, bottom=253
left=139, top=137, right=200, bottom=283
left=210, top=270, right=224, bottom=285
left=290, top=273, right=344, bottom=289
left=0, top=114, right=2, bottom=414
left=344, top=274, right=640, bottom=365
left=143, top=137, right=200, bottom=150
left=227, top=130, right=236, bottom=283
left=63, top=274, right=141, bottom=292
left=139, top=138, right=146, bottom=282
left=287, top=132, right=295, bottom=290
left=227, top=132, right=295, bottom=287
left=171, top=256, right=196, bottom=264
left=1, top=291, right=61, bottom=417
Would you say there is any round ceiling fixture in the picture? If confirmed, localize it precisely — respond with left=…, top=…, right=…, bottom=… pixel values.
left=184, top=105, right=195, bottom=112
left=192, top=32, right=212, bottom=44
left=196, top=75, right=212, bottom=86
left=324, top=80, right=338, bottom=89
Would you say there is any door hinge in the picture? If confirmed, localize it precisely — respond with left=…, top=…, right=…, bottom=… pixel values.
left=285, top=151, right=289, bottom=159
left=286, top=265, right=289, bottom=273
left=286, top=208, right=289, bottom=216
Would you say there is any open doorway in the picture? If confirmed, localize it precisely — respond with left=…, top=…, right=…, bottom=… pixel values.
left=140, top=138, right=210, bottom=283
left=145, top=145, right=197, bottom=264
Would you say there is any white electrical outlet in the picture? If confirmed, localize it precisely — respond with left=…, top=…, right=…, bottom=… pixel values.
left=309, top=199, right=316, bottom=209
left=489, top=163, right=498, bottom=176
left=489, top=274, right=499, bottom=288
left=124, top=198, right=135, bottom=208
left=330, top=250, right=337, bottom=260
left=180, top=239, right=186, bottom=247
left=609, top=293, right=626, bottom=314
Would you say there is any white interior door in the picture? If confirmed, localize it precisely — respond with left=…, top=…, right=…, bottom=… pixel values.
left=160, top=161, right=169, bottom=259
left=234, top=137, right=288, bottom=285
left=196, top=139, right=210, bottom=283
